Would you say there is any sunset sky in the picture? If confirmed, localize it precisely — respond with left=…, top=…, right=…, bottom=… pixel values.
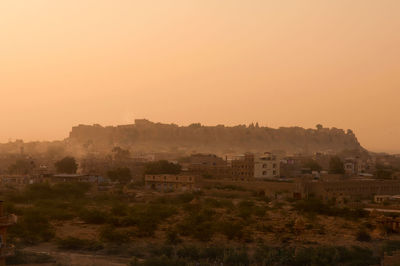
left=0, top=1, right=399, bottom=152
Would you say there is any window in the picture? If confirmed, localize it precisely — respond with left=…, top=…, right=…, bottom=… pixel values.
left=262, top=171, right=267, bottom=175
left=263, top=164, right=267, bottom=168
left=273, top=163, right=277, bottom=168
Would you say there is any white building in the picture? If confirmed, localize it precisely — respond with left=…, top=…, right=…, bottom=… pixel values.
left=254, top=152, right=280, bottom=179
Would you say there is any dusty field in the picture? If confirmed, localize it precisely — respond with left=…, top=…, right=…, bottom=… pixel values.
left=22, top=243, right=131, bottom=266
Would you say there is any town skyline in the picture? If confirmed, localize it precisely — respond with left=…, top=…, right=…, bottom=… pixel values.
left=0, top=118, right=398, bottom=154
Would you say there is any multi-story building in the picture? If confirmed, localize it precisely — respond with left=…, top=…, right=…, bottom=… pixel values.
left=254, top=152, right=280, bottom=179
left=296, top=179, right=400, bottom=200
left=231, top=152, right=281, bottom=180
left=344, top=157, right=374, bottom=176
left=187, top=154, right=230, bottom=178
left=145, top=174, right=195, bottom=192
left=231, top=153, right=254, bottom=180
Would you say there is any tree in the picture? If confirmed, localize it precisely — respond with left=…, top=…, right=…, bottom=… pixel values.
left=111, top=147, right=130, bottom=161
left=375, top=163, right=393, bottom=179
left=356, top=229, right=371, bottom=242
left=107, top=167, right=132, bottom=184
left=329, top=156, right=345, bottom=174
left=303, top=160, right=322, bottom=172
left=316, top=124, right=323, bottom=130
left=55, top=157, right=78, bottom=174
left=144, top=160, right=181, bottom=175
left=8, top=159, right=35, bottom=175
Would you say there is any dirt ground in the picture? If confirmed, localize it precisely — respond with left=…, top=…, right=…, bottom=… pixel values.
left=21, top=243, right=131, bottom=266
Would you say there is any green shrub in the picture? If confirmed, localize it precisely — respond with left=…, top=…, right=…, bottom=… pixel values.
left=100, top=226, right=131, bottom=244
left=177, top=245, right=200, bottom=260
left=6, top=250, right=55, bottom=265
left=57, top=237, right=103, bottom=251
left=140, top=256, right=187, bottom=266
left=6, top=183, right=91, bottom=203
left=204, top=198, right=234, bottom=209
left=224, top=248, right=250, bottom=265
left=144, top=160, right=181, bottom=175
left=80, top=209, right=108, bottom=224
left=111, top=203, right=129, bottom=216
left=165, top=230, right=182, bottom=245
left=294, top=198, right=368, bottom=220
left=218, top=221, right=244, bottom=240
left=200, top=246, right=225, bottom=261
left=356, top=229, right=371, bottom=242
left=214, top=184, right=247, bottom=191
left=125, top=204, right=177, bottom=237
left=177, top=208, right=216, bottom=241
left=148, top=245, right=174, bottom=258
left=9, top=210, right=55, bottom=244
left=382, top=240, right=400, bottom=255
left=253, top=245, right=379, bottom=266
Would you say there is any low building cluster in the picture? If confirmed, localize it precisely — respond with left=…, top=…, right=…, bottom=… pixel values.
left=144, top=174, right=195, bottom=192
left=186, top=152, right=281, bottom=181
left=296, top=178, right=400, bottom=201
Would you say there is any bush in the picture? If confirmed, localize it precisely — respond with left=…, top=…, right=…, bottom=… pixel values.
left=214, top=184, right=247, bottom=191
left=111, top=203, right=129, bottom=216
left=126, top=204, right=177, bottom=237
left=57, top=237, right=103, bottom=251
left=175, top=193, right=195, bottom=204
left=177, top=245, right=200, bottom=260
left=6, top=250, right=55, bottom=265
left=177, top=208, right=216, bottom=241
left=204, top=198, right=234, bottom=209
left=140, top=256, right=187, bottom=266
left=237, top=200, right=256, bottom=220
left=200, top=246, right=225, bottom=261
left=55, top=156, right=78, bottom=174
left=165, top=230, right=182, bottom=245
left=100, top=226, right=131, bottom=244
left=9, top=210, right=55, bottom=244
left=144, top=160, right=181, bottom=175
left=224, top=249, right=250, bottom=265
left=294, top=198, right=368, bottom=220
left=107, top=167, right=132, bottom=184
left=218, top=221, right=244, bottom=240
left=356, top=229, right=371, bottom=242
left=148, top=245, right=174, bottom=258
left=80, top=209, right=108, bottom=224
left=7, top=183, right=91, bottom=203
left=253, top=245, right=380, bottom=266
left=382, top=240, right=400, bottom=255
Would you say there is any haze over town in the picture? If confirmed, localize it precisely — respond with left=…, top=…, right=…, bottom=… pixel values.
left=1, top=0, right=400, bottom=153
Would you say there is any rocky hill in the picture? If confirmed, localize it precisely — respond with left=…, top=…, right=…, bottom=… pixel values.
left=67, top=119, right=363, bottom=155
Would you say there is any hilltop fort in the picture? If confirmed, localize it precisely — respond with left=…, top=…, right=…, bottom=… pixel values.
left=67, top=119, right=363, bottom=155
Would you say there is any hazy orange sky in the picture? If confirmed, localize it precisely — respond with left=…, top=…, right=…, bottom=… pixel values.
left=0, top=1, right=399, bottom=152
